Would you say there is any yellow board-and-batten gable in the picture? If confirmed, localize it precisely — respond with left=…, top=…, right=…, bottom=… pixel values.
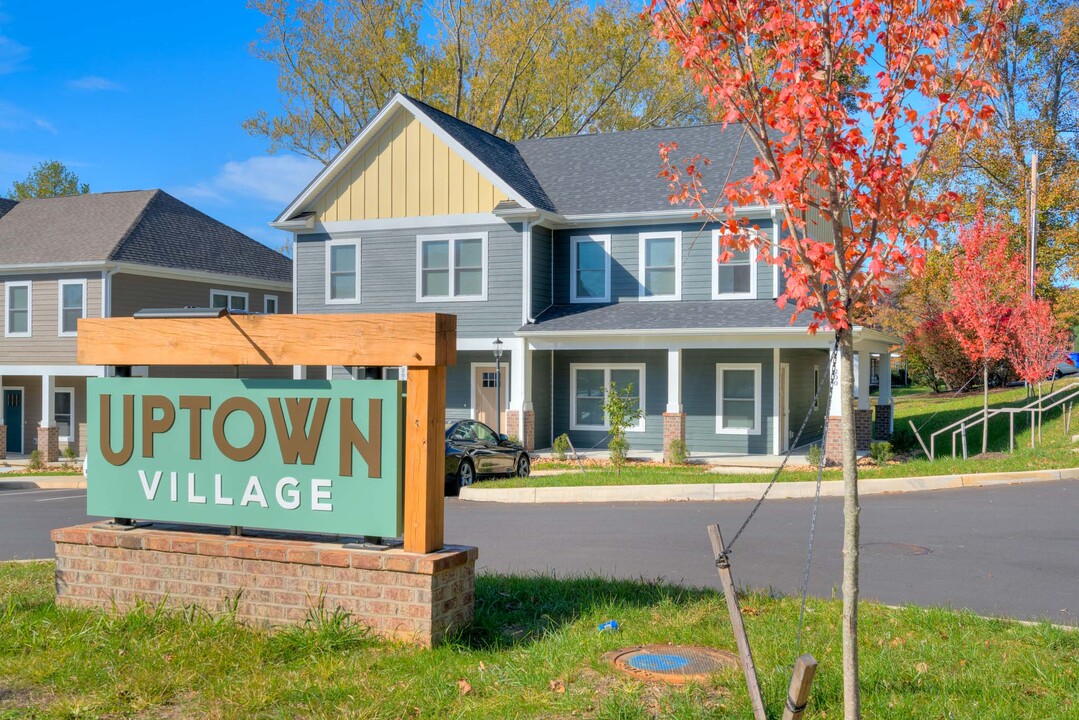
left=307, top=107, right=509, bottom=223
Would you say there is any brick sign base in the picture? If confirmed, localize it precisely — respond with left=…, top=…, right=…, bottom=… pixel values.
left=52, top=524, right=477, bottom=646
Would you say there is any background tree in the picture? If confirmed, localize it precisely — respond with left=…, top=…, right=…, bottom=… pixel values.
left=649, top=0, right=1012, bottom=715
left=945, top=210, right=1026, bottom=453
left=246, top=0, right=707, bottom=161
left=8, top=160, right=90, bottom=200
left=1009, top=295, right=1071, bottom=407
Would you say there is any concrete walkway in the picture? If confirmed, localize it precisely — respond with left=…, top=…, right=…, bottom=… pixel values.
left=460, top=467, right=1079, bottom=503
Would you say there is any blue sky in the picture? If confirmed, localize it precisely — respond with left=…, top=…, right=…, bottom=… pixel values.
left=0, top=1, right=321, bottom=251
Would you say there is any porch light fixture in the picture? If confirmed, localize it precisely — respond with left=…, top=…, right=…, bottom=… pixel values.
left=493, top=338, right=504, bottom=437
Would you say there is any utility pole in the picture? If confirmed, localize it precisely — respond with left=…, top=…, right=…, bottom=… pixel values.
left=1029, top=151, right=1038, bottom=299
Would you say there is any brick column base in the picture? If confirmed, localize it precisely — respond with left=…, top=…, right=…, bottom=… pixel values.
left=873, top=403, right=893, bottom=440
left=0, top=425, right=6, bottom=459
left=662, top=412, right=686, bottom=463
left=37, top=425, right=60, bottom=462
left=823, top=410, right=873, bottom=464
left=504, top=410, right=535, bottom=451
left=53, top=523, right=477, bottom=647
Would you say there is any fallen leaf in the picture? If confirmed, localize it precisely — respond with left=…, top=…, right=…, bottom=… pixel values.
left=479, top=661, right=486, bottom=672
left=458, top=679, right=472, bottom=696
left=549, top=680, right=566, bottom=693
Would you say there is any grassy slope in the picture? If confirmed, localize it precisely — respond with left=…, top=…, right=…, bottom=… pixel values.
left=483, top=381, right=1079, bottom=489
left=1, top=562, right=1076, bottom=719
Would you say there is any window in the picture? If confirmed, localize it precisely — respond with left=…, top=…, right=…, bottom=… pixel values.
left=639, top=232, right=681, bottom=300
left=417, top=233, right=487, bottom=301
left=481, top=371, right=498, bottom=388
left=570, top=364, right=645, bottom=431
left=57, top=279, right=86, bottom=336
left=570, top=235, right=611, bottom=303
left=716, top=363, right=762, bottom=434
left=210, top=289, right=249, bottom=312
left=326, top=239, right=360, bottom=303
left=712, top=230, right=758, bottom=299
left=264, top=295, right=279, bottom=314
left=54, top=388, right=74, bottom=442
left=4, top=281, right=31, bottom=337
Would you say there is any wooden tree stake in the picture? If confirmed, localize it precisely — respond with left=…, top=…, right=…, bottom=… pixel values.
left=781, top=653, right=818, bottom=720
left=708, top=524, right=767, bottom=720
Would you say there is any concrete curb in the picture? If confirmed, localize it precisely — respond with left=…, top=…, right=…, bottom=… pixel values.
left=460, top=467, right=1079, bottom=504
left=0, top=476, right=86, bottom=491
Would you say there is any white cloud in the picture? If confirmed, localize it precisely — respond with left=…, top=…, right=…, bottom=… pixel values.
left=0, top=101, right=55, bottom=134
left=173, top=155, right=323, bottom=208
left=0, top=34, right=28, bottom=74
left=33, top=117, right=56, bottom=134
left=67, top=75, right=123, bottom=91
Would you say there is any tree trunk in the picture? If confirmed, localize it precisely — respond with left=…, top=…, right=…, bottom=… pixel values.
left=983, top=363, right=990, bottom=454
left=838, top=327, right=860, bottom=719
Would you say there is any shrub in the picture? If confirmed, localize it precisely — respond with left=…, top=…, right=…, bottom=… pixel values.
left=506, top=434, right=520, bottom=445
left=552, top=433, right=571, bottom=461
left=806, top=444, right=823, bottom=468
left=870, top=441, right=894, bottom=464
left=608, top=436, right=629, bottom=467
left=28, top=450, right=44, bottom=471
left=62, top=446, right=77, bottom=463
left=666, top=438, right=690, bottom=464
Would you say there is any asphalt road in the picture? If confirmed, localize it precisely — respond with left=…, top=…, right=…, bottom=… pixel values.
left=3, top=481, right=1076, bottom=625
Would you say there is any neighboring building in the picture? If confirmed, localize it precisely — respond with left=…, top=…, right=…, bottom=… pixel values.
left=273, top=93, right=897, bottom=458
left=0, top=189, right=293, bottom=461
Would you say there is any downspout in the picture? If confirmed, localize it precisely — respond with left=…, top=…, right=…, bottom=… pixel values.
left=522, top=220, right=531, bottom=326
left=101, top=265, right=117, bottom=377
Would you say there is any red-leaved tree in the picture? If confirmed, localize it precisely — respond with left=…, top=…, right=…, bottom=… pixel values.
left=945, top=209, right=1025, bottom=453
left=649, top=1, right=1013, bottom=715
left=1010, top=296, right=1070, bottom=407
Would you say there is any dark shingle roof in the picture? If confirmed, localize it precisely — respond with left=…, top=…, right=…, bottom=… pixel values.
left=404, top=95, right=556, bottom=213
left=521, top=301, right=812, bottom=334
left=0, top=190, right=290, bottom=283
left=0, top=198, right=16, bottom=220
left=515, top=124, right=757, bottom=216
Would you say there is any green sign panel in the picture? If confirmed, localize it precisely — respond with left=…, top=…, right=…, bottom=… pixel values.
left=87, top=378, right=403, bottom=537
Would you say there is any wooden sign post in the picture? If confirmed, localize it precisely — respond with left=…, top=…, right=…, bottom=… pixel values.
left=78, top=312, right=456, bottom=554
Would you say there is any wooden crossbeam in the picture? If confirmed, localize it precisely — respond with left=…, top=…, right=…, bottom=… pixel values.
left=77, top=313, right=456, bottom=368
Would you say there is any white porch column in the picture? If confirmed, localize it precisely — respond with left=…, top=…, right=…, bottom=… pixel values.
left=857, top=351, right=872, bottom=410
left=828, top=352, right=843, bottom=416
left=666, top=348, right=682, bottom=413
left=40, top=373, right=56, bottom=428
left=772, top=348, right=781, bottom=455
left=292, top=365, right=306, bottom=380
left=879, top=353, right=893, bottom=433
left=509, top=338, right=529, bottom=412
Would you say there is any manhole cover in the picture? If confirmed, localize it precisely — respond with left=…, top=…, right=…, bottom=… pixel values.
left=860, top=542, right=932, bottom=556
left=604, top=645, right=739, bottom=684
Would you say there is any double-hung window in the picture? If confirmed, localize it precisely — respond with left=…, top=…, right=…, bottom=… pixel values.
left=4, top=281, right=31, bottom=337
left=264, top=295, right=279, bottom=314
left=326, top=239, right=360, bottom=303
left=210, top=289, right=249, bottom=312
left=570, top=363, right=646, bottom=432
left=716, top=363, right=761, bottom=434
left=417, top=233, right=487, bottom=301
left=570, top=235, right=611, bottom=303
left=639, top=232, right=681, bottom=300
left=58, top=279, right=86, bottom=336
left=712, top=230, right=757, bottom=299
left=54, top=388, right=74, bottom=442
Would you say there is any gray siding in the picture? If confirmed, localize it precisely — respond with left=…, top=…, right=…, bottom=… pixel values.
left=531, top=225, right=553, bottom=317
left=553, top=350, right=667, bottom=452
left=780, top=349, right=829, bottom=448
left=551, top=219, right=776, bottom=305
left=532, top=349, right=552, bottom=448
left=295, top=221, right=525, bottom=338
left=0, top=272, right=103, bottom=364
left=111, top=273, right=291, bottom=318
left=682, top=349, right=775, bottom=455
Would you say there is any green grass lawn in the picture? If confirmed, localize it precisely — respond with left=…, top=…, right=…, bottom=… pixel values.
left=1, top=561, right=1075, bottom=719
left=482, top=381, right=1079, bottom=489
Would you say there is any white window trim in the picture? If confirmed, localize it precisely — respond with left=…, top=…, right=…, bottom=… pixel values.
left=570, top=234, right=611, bottom=304
left=57, top=278, right=87, bottom=337
left=638, top=231, right=682, bottom=301
left=569, top=362, right=646, bottom=432
left=4, top=280, right=32, bottom=338
left=210, top=289, right=251, bottom=312
left=325, top=237, right=361, bottom=305
left=54, top=387, right=75, bottom=443
left=264, top=294, right=279, bottom=314
left=711, top=229, right=758, bottom=300
left=716, top=363, right=762, bottom=435
left=415, top=232, right=489, bottom=303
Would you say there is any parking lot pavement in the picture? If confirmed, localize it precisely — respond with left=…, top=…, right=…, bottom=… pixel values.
left=0, top=488, right=95, bottom=560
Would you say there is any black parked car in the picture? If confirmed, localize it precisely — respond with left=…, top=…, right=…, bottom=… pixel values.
left=445, top=419, right=530, bottom=495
